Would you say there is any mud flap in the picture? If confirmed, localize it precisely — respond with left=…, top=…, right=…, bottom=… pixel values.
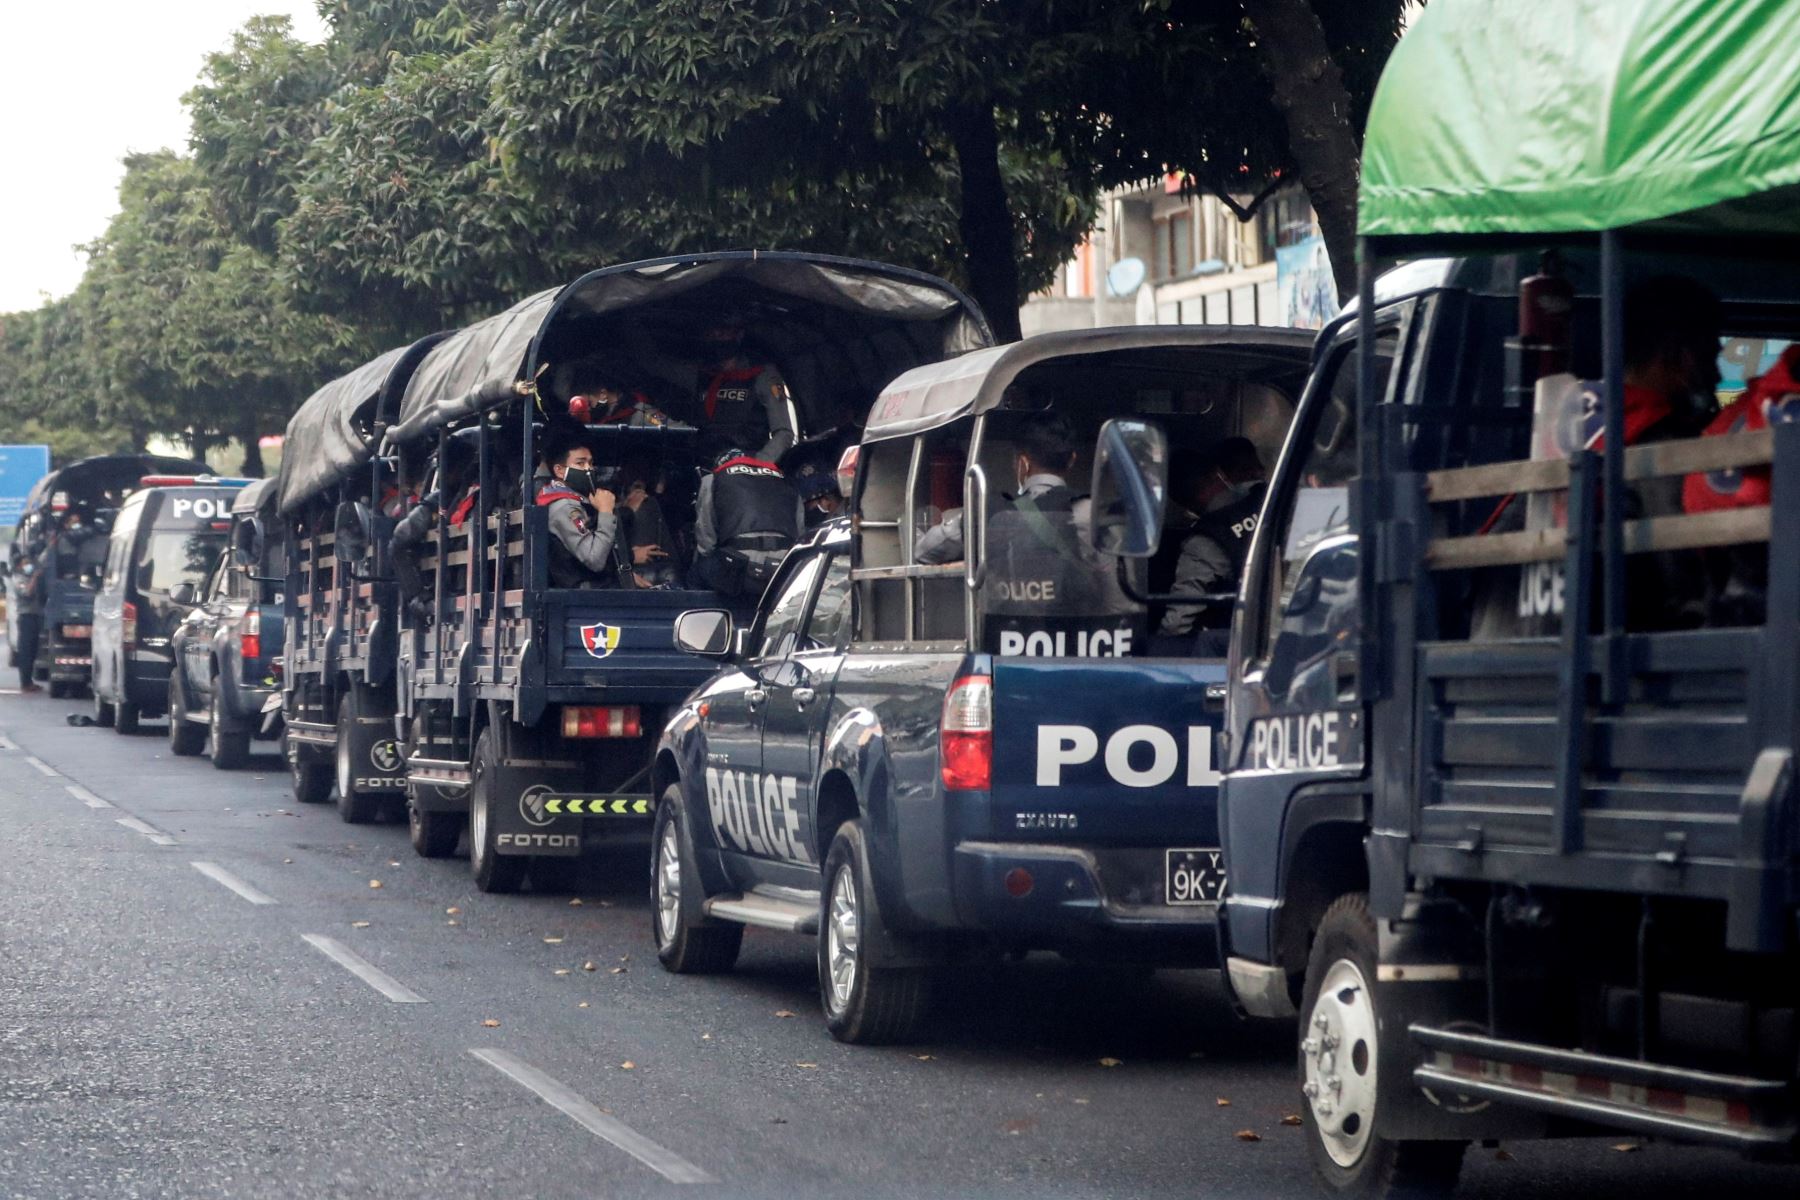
left=346, top=708, right=407, bottom=795
left=489, top=762, right=586, bottom=857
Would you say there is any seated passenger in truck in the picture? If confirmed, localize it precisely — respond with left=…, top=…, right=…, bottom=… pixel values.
left=1156, top=437, right=1269, bottom=640
left=691, top=446, right=803, bottom=597
left=915, top=415, right=1090, bottom=565
left=533, top=432, right=628, bottom=588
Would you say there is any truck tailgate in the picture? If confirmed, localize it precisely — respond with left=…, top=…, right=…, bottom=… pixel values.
left=987, top=657, right=1226, bottom=846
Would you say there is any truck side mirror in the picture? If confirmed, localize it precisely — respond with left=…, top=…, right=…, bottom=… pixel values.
left=1087, top=417, right=1168, bottom=558
left=169, top=582, right=197, bottom=608
left=232, top=516, right=263, bottom=569
left=674, top=609, right=735, bottom=658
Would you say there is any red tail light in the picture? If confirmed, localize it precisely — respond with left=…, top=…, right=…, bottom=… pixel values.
left=561, top=705, right=643, bottom=739
left=835, top=443, right=860, bottom=500
left=940, top=674, right=993, bottom=791
left=121, top=601, right=138, bottom=650
left=240, top=609, right=261, bottom=661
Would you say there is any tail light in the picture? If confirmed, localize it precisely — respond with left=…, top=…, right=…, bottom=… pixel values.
left=121, top=601, right=138, bottom=650
left=240, top=609, right=262, bottom=661
left=835, top=443, right=860, bottom=499
left=940, top=674, right=993, bottom=791
left=561, top=705, right=643, bottom=739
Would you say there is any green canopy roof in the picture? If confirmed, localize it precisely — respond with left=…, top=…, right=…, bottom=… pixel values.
left=1360, top=0, right=1800, bottom=246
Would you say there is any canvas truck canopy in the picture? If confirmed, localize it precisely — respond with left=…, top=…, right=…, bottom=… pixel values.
left=230, top=476, right=279, bottom=518
left=861, top=326, right=1316, bottom=443
left=1360, top=0, right=1800, bottom=250
left=278, top=332, right=451, bottom=515
left=20, top=454, right=209, bottom=520
left=387, top=251, right=990, bottom=447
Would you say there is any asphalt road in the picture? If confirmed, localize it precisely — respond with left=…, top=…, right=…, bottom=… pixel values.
left=2, top=687, right=1797, bottom=1199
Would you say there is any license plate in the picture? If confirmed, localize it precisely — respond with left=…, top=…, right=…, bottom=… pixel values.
left=1165, top=848, right=1227, bottom=905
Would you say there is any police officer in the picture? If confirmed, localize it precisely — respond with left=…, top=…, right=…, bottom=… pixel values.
left=9, top=535, right=45, bottom=693
left=390, top=431, right=479, bottom=621
left=693, top=318, right=797, bottom=463
left=794, top=462, right=843, bottom=529
left=692, top=447, right=803, bottom=596
left=915, top=415, right=1089, bottom=565
left=1157, top=438, right=1268, bottom=637
left=535, top=433, right=626, bottom=588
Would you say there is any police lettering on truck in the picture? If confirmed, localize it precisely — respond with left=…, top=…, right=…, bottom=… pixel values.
left=706, top=766, right=813, bottom=866
left=1243, top=709, right=1362, bottom=772
left=1035, top=723, right=1220, bottom=788
left=170, top=496, right=232, bottom=521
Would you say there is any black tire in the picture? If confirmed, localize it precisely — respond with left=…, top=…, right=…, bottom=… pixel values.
left=115, top=700, right=141, bottom=735
left=651, top=788, right=743, bottom=974
left=818, top=820, right=931, bottom=1044
left=167, top=676, right=205, bottom=757
left=289, top=738, right=332, bottom=805
left=48, top=680, right=71, bottom=700
left=468, top=728, right=525, bottom=894
left=408, top=799, right=462, bottom=858
left=93, top=689, right=116, bottom=728
left=334, top=692, right=381, bottom=824
left=208, top=683, right=250, bottom=770
left=529, top=856, right=584, bottom=894
left=1300, top=894, right=1465, bottom=1200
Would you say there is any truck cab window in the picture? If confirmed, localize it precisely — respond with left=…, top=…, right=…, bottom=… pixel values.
left=800, top=555, right=853, bottom=652
left=757, top=553, right=826, bottom=660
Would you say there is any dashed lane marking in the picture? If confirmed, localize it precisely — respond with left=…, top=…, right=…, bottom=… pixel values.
left=116, top=816, right=176, bottom=846
left=66, top=784, right=112, bottom=809
left=0, top=733, right=17, bottom=750
left=301, top=934, right=426, bottom=1004
left=25, top=755, right=59, bottom=778
left=191, top=862, right=276, bottom=906
left=470, top=1048, right=717, bottom=1184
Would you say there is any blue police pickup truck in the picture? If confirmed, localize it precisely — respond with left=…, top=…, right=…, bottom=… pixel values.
left=166, top=478, right=286, bottom=769
left=653, top=326, right=1313, bottom=1042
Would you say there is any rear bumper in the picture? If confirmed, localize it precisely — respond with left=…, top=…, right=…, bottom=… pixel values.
left=950, top=840, right=1221, bottom=965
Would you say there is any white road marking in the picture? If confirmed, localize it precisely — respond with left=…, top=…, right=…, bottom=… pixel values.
left=191, top=861, right=276, bottom=906
left=65, top=784, right=112, bottom=809
left=25, top=755, right=60, bottom=778
left=301, top=934, right=426, bottom=1004
left=0, top=733, right=17, bottom=750
left=116, top=816, right=176, bottom=846
left=470, top=1048, right=717, bottom=1184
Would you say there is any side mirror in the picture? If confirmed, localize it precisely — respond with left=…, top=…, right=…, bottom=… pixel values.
left=333, top=501, right=370, bottom=565
left=168, top=582, right=197, bottom=608
left=232, top=516, right=263, bottom=569
left=674, top=608, right=735, bottom=658
left=1088, top=418, right=1168, bottom=558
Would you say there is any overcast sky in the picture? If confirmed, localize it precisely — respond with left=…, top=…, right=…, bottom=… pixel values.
left=1, top=2, right=328, bottom=315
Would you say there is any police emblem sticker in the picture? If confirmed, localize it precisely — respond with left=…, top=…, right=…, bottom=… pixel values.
left=580, top=622, right=621, bottom=659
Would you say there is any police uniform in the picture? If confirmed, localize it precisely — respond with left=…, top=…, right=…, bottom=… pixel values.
left=536, top=474, right=622, bottom=589
left=698, top=361, right=797, bottom=463
left=1157, top=481, right=1267, bottom=637
left=979, top=474, right=1142, bottom=656
left=693, top=456, right=803, bottom=595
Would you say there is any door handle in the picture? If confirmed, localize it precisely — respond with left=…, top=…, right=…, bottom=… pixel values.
left=793, top=686, right=817, bottom=708
left=746, top=688, right=767, bottom=710
left=1333, top=651, right=1359, bottom=700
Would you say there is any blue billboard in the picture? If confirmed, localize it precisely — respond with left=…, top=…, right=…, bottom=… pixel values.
left=0, top=445, right=51, bottom=527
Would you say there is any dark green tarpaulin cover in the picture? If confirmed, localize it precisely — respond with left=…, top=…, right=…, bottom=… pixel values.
left=1360, top=0, right=1800, bottom=244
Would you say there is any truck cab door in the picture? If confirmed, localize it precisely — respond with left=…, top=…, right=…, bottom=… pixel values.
left=699, top=550, right=828, bottom=881
left=758, top=552, right=852, bottom=882
left=1221, top=324, right=1401, bottom=966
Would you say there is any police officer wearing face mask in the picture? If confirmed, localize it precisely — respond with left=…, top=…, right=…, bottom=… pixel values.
left=534, top=434, right=624, bottom=588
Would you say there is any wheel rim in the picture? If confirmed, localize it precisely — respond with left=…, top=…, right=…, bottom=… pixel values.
left=824, top=864, right=860, bottom=1014
left=1303, top=957, right=1379, bottom=1168
left=470, top=766, right=489, bottom=867
left=336, top=722, right=353, bottom=799
left=655, top=823, right=682, bottom=946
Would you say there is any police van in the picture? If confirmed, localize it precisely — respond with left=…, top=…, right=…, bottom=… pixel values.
left=90, top=477, right=254, bottom=733
left=653, top=326, right=1313, bottom=1042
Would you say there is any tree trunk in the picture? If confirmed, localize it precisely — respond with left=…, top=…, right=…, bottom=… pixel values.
left=188, top=428, right=216, bottom=469
left=238, top=414, right=265, bottom=478
left=1247, top=0, right=1364, bottom=301
left=948, top=102, right=1024, bottom=343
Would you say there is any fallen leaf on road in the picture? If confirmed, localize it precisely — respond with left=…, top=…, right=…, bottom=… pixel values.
left=1611, top=1143, right=1641, bottom=1153
left=609, top=966, right=625, bottom=975
left=446, top=906, right=460, bottom=915
left=701, top=1033, right=712, bottom=1040
left=1002, top=1119, right=1036, bottom=1135
left=569, top=898, right=584, bottom=906
left=351, top=921, right=370, bottom=929
left=554, top=969, right=571, bottom=976
left=543, top=937, right=564, bottom=944
left=447, top=919, right=460, bottom=926
left=1098, top=1057, right=1122, bottom=1067
left=599, top=899, right=613, bottom=908
left=795, top=1062, right=818, bottom=1069
left=912, top=1054, right=935, bottom=1061
left=482, top=1019, right=501, bottom=1028
left=1216, top=1098, right=1231, bottom=1107
left=1494, top=1149, right=1514, bottom=1161
left=369, top=880, right=382, bottom=889
left=578, top=1001, right=589, bottom=1008
left=1234, top=1130, right=1262, bottom=1143
left=387, top=860, right=399, bottom=867
left=1073, top=1098, right=1089, bottom=1105
left=774, top=1010, right=797, bottom=1018
left=583, top=961, right=597, bottom=972
left=1280, top=1114, right=1302, bottom=1127
left=620, top=1061, right=636, bottom=1070
left=283, top=858, right=293, bottom=864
